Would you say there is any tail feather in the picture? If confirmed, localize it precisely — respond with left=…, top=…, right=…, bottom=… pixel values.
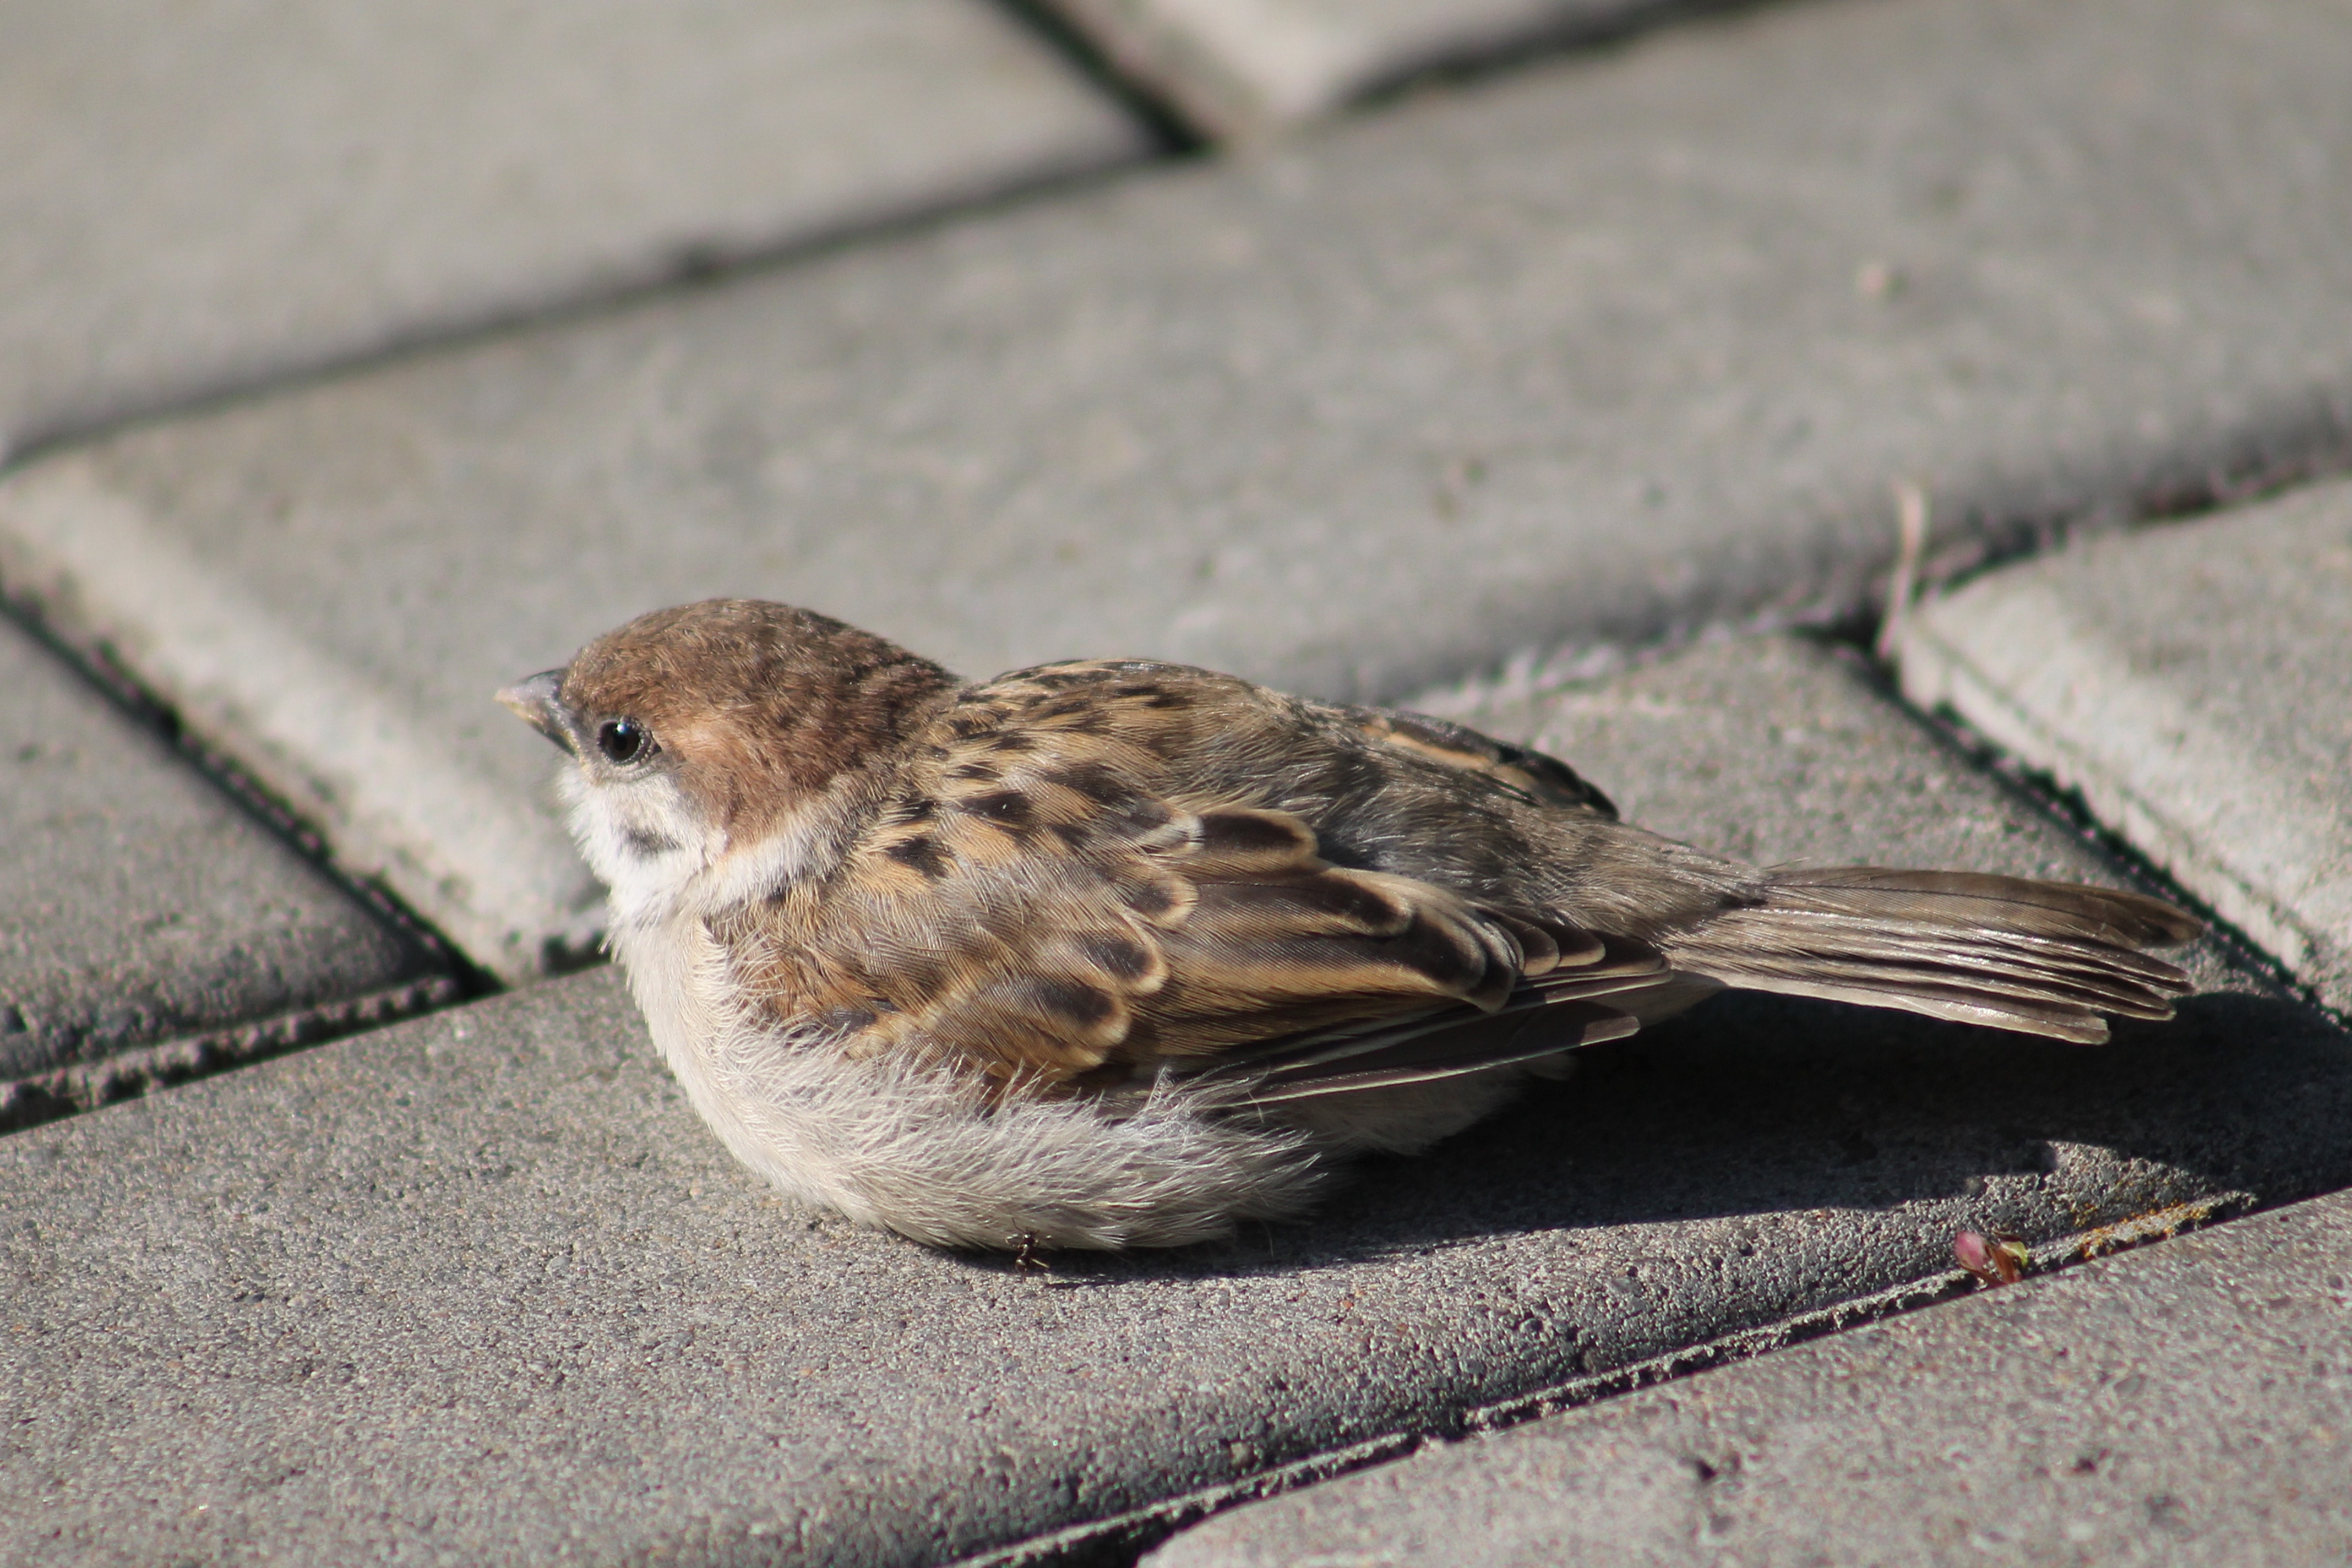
left=1663, top=868, right=2201, bottom=1044
left=1764, top=868, right=2201, bottom=946
left=1692, top=914, right=2190, bottom=1009
left=1692, top=941, right=2182, bottom=1022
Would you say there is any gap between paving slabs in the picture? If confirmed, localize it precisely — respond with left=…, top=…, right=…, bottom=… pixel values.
left=3, top=633, right=2344, bottom=1567
left=962, top=1198, right=2233, bottom=1568
left=0, top=0, right=1151, bottom=458
left=7, top=0, right=2351, bottom=986
left=1145, top=1186, right=2352, bottom=1567
left=0, top=609, right=460, bottom=1131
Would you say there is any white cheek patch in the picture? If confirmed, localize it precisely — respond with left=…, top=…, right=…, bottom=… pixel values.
left=558, top=767, right=717, bottom=929
left=557, top=765, right=854, bottom=932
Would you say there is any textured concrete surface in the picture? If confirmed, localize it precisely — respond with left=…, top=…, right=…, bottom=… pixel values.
left=0, top=0, right=1144, bottom=455
left=1, top=635, right=2343, bottom=1567
left=1150, top=1188, right=2352, bottom=1568
left=1901, top=479, right=2352, bottom=1015
left=1438, top=636, right=2110, bottom=886
left=1046, top=0, right=1670, bottom=138
left=8, top=0, right=2351, bottom=978
left=0, top=615, right=451, bottom=1125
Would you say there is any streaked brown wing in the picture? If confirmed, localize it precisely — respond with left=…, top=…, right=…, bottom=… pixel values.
left=745, top=669, right=1649, bottom=1092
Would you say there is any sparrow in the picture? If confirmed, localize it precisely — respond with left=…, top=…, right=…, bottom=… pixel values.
left=498, top=600, right=2201, bottom=1253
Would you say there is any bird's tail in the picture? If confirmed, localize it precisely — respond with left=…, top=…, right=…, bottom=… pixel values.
left=1659, top=868, right=2202, bottom=1043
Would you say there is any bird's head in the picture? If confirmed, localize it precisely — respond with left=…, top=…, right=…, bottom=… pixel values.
left=499, top=599, right=959, bottom=922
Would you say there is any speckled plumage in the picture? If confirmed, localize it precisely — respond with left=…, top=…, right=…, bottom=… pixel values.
left=499, top=600, right=2200, bottom=1251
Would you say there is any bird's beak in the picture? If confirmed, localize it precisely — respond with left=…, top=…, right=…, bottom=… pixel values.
left=496, top=669, right=577, bottom=755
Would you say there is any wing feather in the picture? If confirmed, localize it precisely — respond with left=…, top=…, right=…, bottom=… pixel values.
left=765, top=674, right=1586, bottom=1087
left=1346, top=706, right=1619, bottom=818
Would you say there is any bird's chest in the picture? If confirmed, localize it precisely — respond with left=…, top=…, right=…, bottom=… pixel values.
left=609, top=913, right=734, bottom=1083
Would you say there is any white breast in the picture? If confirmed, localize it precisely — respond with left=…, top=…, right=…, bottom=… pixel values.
left=605, top=903, right=1329, bottom=1250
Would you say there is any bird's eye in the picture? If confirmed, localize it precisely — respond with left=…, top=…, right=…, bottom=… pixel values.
left=597, top=718, right=652, bottom=764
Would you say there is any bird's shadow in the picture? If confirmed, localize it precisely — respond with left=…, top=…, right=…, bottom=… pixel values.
left=1005, top=977, right=2351, bottom=1287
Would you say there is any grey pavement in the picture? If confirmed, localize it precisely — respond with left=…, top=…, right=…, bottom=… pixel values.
left=2, top=633, right=2344, bottom=1567
left=1900, top=478, right=2352, bottom=1016
left=0, top=0, right=1145, bottom=456
left=1149, top=1182, right=2352, bottom=1567
left=9, top=0, right=2349, bottom=981
left=0, top=613, right=452, bottom=1129
left=1044, top=0, right=1675, bottom=138
left=1436, top=635, right=2104, bottom=885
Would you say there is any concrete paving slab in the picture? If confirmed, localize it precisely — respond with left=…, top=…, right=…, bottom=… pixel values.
left=1436, top=636, right=2128, bottom=891
left=1, top=635, right=2343, bottom=1566
left=1149, top=1184, right=2352, bottom=1568
left=8, top=0, right=2352, bottom=980
left=1043, top=0, right=1676, bottom=139
left=0, top=0, right=1146, bottom=456
left=0, top=614, right=453, bottom=1127
left=1900, top=479, right=2352, bottom=1015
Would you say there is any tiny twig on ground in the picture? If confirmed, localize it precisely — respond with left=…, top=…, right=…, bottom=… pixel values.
left=1874, top=478, right=1930, bottom=663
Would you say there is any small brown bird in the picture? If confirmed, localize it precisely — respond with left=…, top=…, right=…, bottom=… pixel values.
left=499, top=600, right=2199, bottom=1252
